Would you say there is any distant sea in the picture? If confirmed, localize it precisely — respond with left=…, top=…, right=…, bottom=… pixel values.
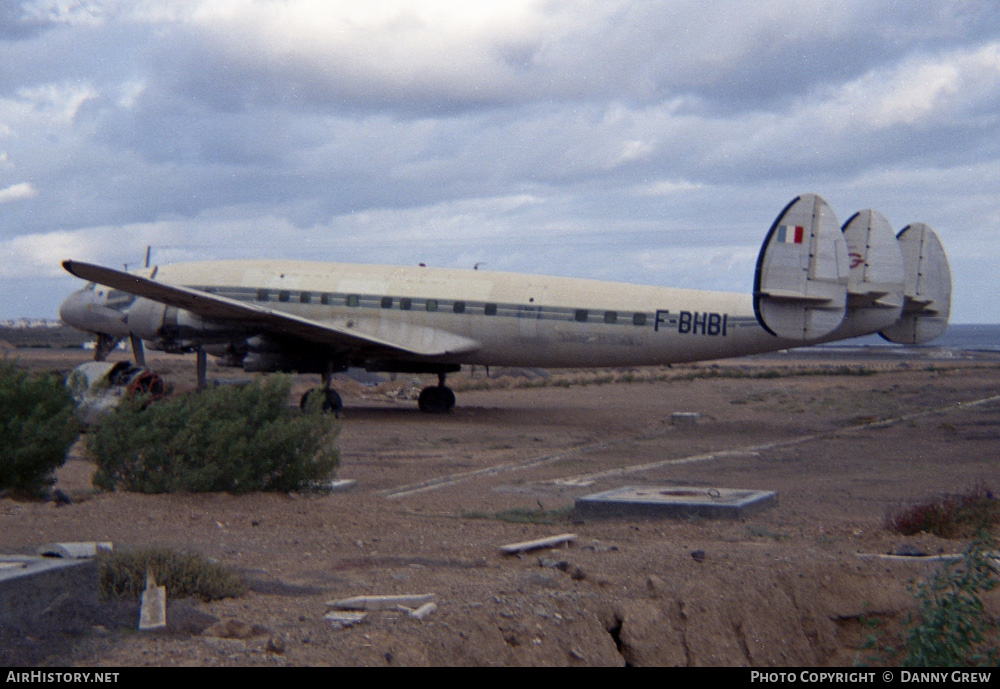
left=817, top=323, right=1000, bottom=352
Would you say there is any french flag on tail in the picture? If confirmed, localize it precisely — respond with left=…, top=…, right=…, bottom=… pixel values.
left=776, top=224, right=805, bottom=244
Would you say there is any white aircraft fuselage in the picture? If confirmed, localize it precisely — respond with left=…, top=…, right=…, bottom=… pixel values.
left=58, top=194, right=952, bottom=413
left=89, top=259, right=768, bottom=367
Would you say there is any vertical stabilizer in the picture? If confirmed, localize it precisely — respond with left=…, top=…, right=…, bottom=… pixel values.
left=754, top=194, right=849, bottom=341
left=879, top=223, right=951, bottom=344
left=833, top=210, right=905, bottom=337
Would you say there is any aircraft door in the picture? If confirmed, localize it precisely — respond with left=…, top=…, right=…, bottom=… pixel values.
left=517, top=285, right=547, bottom=343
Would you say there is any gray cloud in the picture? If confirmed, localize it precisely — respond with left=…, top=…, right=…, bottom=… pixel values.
left=1, top=0, right=998, bottom=323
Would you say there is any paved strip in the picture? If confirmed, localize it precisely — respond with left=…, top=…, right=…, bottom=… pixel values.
left=380, top=393, right=1000, bottom=500
left=550, top=393, right=1000, bottom=486
left=378, top=427, right=677, bottom=500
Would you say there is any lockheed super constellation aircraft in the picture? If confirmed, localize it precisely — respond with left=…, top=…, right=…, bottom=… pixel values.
left=59, top=194, right=951, bottom=413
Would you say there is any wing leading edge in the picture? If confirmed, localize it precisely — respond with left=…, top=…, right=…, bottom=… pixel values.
left=61, top=260, right=481, bottom=359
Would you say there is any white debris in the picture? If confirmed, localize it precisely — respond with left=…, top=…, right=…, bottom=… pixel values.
left=500, top=533, right=577, bottom=555
left=327, top=593, right=437, bottom=611
left=138, top=568, right=166, bottom=631
left=324, top=611, right=367, bottom=628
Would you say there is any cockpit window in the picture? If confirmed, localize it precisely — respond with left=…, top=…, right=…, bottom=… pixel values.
left=86, top=282, right=97, bottom=291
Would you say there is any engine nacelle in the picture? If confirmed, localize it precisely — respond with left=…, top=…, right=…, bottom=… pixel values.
left=242, top=351, right=342, bottom=374
left=240, top=335, right=345, bottom=374
left=125, top=298, right=253, bottom=351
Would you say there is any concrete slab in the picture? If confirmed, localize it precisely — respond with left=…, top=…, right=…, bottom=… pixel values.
left=573, top=485, right=777, bottom=521
left=0, top=555, right=99, bottom=632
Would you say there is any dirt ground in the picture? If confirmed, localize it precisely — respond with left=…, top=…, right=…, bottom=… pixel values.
left=2, top=346, right=999, bottom=667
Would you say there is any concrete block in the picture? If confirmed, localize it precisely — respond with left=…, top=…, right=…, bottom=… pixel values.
left=574, top=485, right=777, bottom=520
left=0, top=555, right=99, bottom=632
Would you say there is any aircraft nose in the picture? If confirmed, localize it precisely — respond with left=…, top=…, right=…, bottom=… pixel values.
left=58, top=289, right=88, bottom=328
left=59, top=288, right=130, bottom=337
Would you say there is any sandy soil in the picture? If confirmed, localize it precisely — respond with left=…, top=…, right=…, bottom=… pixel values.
left=2, top=347, right=999, bottom=666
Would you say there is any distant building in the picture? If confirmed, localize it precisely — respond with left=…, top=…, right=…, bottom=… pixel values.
left=0, top=318, right=63, bottom=329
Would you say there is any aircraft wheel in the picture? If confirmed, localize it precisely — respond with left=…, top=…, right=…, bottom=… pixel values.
left=418, top=385, right=455, bottom=413
left=126, top=371, right=166, bottom=401
left=301, top=388, right=343, bottom=416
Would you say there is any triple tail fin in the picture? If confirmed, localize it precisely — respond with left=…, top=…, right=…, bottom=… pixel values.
left=754, top=195, right=952, bottom=345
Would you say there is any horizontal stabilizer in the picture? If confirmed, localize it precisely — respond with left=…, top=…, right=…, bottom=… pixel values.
left=757, top=289, right=836, bottom=303
left=846, top=290, right=890, bottom=307
left=879, top=223, right=952, bottom=344
left=754, top=194, right=849, bottom=341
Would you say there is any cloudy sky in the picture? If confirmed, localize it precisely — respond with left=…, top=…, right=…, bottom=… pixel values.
left=1, top=0, right=998, bottom=323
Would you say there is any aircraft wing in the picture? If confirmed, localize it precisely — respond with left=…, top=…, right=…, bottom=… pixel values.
left=62, top=260, right=481, bottom=358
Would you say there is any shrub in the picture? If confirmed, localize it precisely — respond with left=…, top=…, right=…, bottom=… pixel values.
left=888, top=485, right=1000, bottom=539
left=0, top=360, right=80, bottom=498
left=860, top=535, right=1000, bottom=667
left=98, top=547, right=246, bottom=601
left=87, top=376, right=339, bottom=493
left=900, top=536, right=999, bottom=666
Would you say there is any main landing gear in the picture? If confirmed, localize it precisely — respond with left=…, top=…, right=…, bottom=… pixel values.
left=418, top=372, right=456, bottom=414
left=300, top=366, right=344, bottom=417
left=299, top=368, right=456, bottom=415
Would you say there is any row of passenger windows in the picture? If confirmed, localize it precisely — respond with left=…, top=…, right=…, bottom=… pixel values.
left=254, top=289, right=472, bottom=312
left=583, top=310, right=648, bottom=326
left=251, top=289, right=646, bottom=325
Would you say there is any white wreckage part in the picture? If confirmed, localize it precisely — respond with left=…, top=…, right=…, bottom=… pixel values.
left=66, top=361, right=166, bottom=425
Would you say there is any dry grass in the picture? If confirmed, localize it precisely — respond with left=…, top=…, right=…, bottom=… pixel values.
left=98, top=547, right=247, bottom=602
left=887, top=485, right=1000, bottom=538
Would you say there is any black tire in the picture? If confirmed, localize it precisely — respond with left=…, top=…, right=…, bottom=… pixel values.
left=323, top=389, right=344, bottom=415
left=301, top=388, right=343, bottom=415
left=418, top=386, right=454, bottom=413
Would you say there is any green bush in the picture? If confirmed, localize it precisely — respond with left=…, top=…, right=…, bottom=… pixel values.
left=98, top=547, right=246, bottom=601
left=899, top=536, right=999, bottom=666
left=0, top=360, right=80, bottom=498
left=87, top=376, right=339, bottom=493
left=859, top=535, right=1000, bottom=667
